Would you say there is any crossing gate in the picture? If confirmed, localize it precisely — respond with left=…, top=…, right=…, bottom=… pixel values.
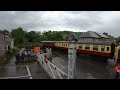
left=36, top=53, right=68, bottom=79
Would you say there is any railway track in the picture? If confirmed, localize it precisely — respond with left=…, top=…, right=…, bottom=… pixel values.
left=52, top=49, right=116, bottom=79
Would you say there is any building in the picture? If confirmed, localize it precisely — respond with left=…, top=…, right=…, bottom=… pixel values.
left=0, top=30, right=14, bottom=56
left=79, top=31, right=114, bottom=42
left=103, top=32, right=115, bottom=41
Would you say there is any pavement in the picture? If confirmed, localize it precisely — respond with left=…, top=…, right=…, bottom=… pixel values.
left=0, top=56, right=50, bottom=79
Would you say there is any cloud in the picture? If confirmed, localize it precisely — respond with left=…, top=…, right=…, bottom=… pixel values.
left=0, top=11, right=120, bottom=37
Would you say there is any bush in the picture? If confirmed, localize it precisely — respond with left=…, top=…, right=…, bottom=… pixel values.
left=0, top=55, right=6, bottom=64
left=0, top=47, right=20, bottom=65
left=0, top=52, right=10, bottom=64
left=8, top=47, right=20, bottom=55
left=12, top=47, right=20, bottom=54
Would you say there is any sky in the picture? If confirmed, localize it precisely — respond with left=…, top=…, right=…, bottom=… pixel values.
left=0, top=11, right=120, bottom=37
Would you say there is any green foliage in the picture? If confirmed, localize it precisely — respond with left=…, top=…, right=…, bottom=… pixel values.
left=7, top=47, right=20, bottom=56
left=115, top=36, right=120, bottom=46
left=41, top=30, right=80, bottom=41
left=0, top=47, right=20, bottom=65
left=11, top=27, right=27, bottom=48
left=11, top=27, right=84, bottom=47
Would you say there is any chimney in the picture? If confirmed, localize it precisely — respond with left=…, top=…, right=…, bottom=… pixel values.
left=103, top=32, right=108, bottom=36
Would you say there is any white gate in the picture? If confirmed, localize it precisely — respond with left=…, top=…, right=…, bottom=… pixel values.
left=36, top=53, right=68, bottom=79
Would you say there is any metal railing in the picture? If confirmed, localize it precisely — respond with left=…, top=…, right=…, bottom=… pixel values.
left=36, top=53, right=68, bottom=79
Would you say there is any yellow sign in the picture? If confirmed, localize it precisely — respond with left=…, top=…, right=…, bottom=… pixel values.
left=34, top=47, right=40, bottom=53
left=115, top=47, right=118, bottom=61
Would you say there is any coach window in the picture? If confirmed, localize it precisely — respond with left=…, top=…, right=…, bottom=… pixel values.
left=85, top=45, right=90, bottom=50
left=65, top=44, right=66, bottom=47
left=93, top=45, right=98, bottom=51
left=101, top=46, right=105, bottom=51
left=79, top=45, right=82, bottom=49
left=107, top=47, right=109, bottom=52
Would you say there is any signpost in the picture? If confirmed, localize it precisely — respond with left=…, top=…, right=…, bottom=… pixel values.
left=34, top=47, right=40, bottom=53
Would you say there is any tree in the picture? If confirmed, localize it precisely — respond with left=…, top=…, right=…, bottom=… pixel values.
left=11, top=27, right=85, bottom=48
left=115, top=36, right=120, bottom=46
left=11, top=27, right=27, bottom=47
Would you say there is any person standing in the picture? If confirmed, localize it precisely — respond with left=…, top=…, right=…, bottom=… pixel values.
left=114, top=46, right=120, bottom=79
left=21, top=52, right=25, bottom=62
left=15, top=53, right=20, bottom=63
left=24, top=50, right=28, bottom=61
left=115, top=64, right=120, bottom=79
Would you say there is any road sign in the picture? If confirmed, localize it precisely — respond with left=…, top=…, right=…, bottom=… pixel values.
left=34, top=47, right=40, bottom=53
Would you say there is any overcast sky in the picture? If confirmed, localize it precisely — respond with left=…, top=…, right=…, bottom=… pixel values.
left=0, top=11, right=120, bottom=37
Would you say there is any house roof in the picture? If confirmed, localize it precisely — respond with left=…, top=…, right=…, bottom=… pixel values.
left=0, top=30, right=11, bottom=37
left=95, top=32, right=109, bottom=38
left=79, top=31, right=100, bottom=38
left=79, top=31, right=109, bottom=39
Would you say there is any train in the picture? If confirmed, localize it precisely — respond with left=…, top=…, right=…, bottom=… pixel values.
left=41, top=41, right=115, bottom=59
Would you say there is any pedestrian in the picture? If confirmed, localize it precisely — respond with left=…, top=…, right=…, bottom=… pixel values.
left=114, top=47, right=120, bottom=79
left=28, top=50, right=31, bottom=56
left=24, top=50, right=28, bottom=61
left=15, top=53, right=19, bottom=63
left=27, top=50, right=31, bottom=61
left=21, top=52, right=25, bottom=62
left=115, top=64, right=120, bottom=79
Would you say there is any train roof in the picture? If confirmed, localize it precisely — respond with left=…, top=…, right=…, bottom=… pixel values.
left=41, top=41, right=114, bottom=45
left=41, top=41, right=55, bottom=42
left=41, top=41, right=72, bottom=43
left=76, top=41, right=114, bottom=45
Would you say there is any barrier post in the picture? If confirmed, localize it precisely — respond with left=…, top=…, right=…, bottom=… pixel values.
left=68, top=44, right=76, bottom=79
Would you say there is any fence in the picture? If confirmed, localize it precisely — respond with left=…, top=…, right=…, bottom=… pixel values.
left=36, top=53, right=68, bottom=79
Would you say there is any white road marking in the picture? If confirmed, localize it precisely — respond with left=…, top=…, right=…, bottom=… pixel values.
left=26, top=65, right=32, bottom=79
left=0, top=75, right=30, bottom=79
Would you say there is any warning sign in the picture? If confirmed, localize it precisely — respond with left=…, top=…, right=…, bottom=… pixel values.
left=34, top=47, right=40, bottom=53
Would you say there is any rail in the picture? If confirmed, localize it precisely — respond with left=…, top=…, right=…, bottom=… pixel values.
left=36, top=53, right=68, bottom=79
